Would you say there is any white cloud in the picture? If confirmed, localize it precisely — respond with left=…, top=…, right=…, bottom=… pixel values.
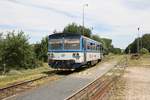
left=0, top=0, right=150, bottom=49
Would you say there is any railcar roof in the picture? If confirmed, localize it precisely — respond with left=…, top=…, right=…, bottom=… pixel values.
left=49, top=33, right=102, bottom=45
left=49, top=33, right=81, bottom=38
left=82, top=36, right=102, bottom=45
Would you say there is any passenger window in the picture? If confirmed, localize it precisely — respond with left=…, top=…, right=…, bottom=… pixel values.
left=87, top=42, right=91, bottom=50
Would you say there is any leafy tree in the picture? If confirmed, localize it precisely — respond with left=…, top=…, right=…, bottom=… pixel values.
left=1, top=31, right=37, bottom=71
left=125, top=39, right=138, bottom=53
left=63, top=23, right=92, bottom=38
left=101, top=38, right=113, bottom=55
left=34, top=36, right=48, bottom=62
left=142, top=34, right=150, bottom=52
left=34, top=43, right=41, bottom=59
left=101, top=38, right=112, bottom=49
left=0, top=33, right=2, bottom=39
left=91, top=35, right=105, bottom=44
left=125, top=34, right=150, bottom=53
left=0, top=33, right=3, bottom=70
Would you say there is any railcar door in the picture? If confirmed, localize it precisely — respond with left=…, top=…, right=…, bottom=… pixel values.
left=83, top=38, right=87, bottom=62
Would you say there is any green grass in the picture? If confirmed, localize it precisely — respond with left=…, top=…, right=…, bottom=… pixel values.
left=0, top=63, right=51, bottom=88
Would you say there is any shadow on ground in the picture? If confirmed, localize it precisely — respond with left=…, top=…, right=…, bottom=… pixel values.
left=42, top=65, right=93, bottom=76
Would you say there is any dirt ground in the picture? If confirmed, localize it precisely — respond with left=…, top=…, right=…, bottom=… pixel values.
left=110, top=56, right=150, bottom=100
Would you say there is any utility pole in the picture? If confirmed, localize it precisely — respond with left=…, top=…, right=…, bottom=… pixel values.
left=129, top=47, right=131, bottom=55
left=82, top=4, right=88, bottom=35
left=137, top=27, right=140, bottom=54
left=140, top=29, right=143, bottom=50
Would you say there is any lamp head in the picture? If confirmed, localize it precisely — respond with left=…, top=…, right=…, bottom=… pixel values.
left=83, top=4, right=88, bottom=7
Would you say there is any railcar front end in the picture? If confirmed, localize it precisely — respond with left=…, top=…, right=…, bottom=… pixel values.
left=48, top=33, right=85, bottom=69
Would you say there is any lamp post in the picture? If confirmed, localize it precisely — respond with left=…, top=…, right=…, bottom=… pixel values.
left=82, top=4, right=88, bottom=35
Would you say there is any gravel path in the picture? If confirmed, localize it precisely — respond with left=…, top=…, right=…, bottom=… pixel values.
left=110, top=66, right=150, bottom=100
left=5, top=59, right=118, bottom=100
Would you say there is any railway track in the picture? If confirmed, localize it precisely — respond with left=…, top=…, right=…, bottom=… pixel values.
left=0, top=72, right=57, bottom=100
left=0, top=67, right=94, bottom=100
left=66, top=57, right=127, bottom=100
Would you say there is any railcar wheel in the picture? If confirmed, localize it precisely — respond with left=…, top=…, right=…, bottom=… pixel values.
left=87, top=62, right=91, bottom=67
left=98, top=59, right=102, bottom=62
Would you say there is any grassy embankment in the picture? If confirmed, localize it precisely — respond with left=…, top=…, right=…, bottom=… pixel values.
left=0, top=63, right=52, bottom=88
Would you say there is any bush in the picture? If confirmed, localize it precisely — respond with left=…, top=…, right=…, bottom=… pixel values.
left=1, top=31, right=38, bottom=72
left=110, top=48, right=122, bottom=54
left=140, top=48, right=149, bottom=54
left=34, top=36, right=48, bottom=62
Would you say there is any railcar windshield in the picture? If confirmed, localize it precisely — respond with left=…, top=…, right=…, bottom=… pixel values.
left=49, top=36, right=80, bottom=50
left=49, top=39, right=63, bottom=50
left=64, top=37, right=80, bottom=50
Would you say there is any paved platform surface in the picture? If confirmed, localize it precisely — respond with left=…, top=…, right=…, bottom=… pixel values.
left=6, top=60, right=118, bottom=100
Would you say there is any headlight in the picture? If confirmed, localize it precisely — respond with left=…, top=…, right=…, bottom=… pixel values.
left=72, top=53, right=76, bottom=57
left=48, top=53, right=54, bottom=58
left=72, top=53, right=80, bottom=59
left=47, top=52, right=50, bottom=56
left=77, top=53, right=79, bottom=56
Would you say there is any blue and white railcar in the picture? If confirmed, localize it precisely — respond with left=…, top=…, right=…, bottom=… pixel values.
left=48, top=33, right=103, bottom=70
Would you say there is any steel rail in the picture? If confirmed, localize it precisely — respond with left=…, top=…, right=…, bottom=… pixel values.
left=0, top=72, right=56, bottom=100
left=0, top=76, right=47, bottom=92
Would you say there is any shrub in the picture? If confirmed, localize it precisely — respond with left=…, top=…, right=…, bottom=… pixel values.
left=1, top=31, right=38, bottom=71
left=140, top=48, right=149, bottom=54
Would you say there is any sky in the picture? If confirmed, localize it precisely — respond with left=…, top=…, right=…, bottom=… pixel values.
left=0, top=0, right=150, bottom=49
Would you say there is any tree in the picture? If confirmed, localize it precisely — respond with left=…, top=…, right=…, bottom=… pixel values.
left=101, top=38, right=112, bottom=49
left=125, top=34, right=150, bottom=53
left=125, top=39, right=137, bottom=53
left=142, top=34, right=150, bottom=52
left=91, top=34, right=105, bottom=44
left=63, top=23, right=92, bottom=38
left=0, top=33, right=3, bottom=71
left=1, top=31, right=37, bottom=71
left=101, top=38, right=113, bottom=55
left=34, top=36, right=48, bottom=62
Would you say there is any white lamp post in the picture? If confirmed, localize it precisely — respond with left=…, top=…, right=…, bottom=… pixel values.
left=82, top=4, right=88, bottom=35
